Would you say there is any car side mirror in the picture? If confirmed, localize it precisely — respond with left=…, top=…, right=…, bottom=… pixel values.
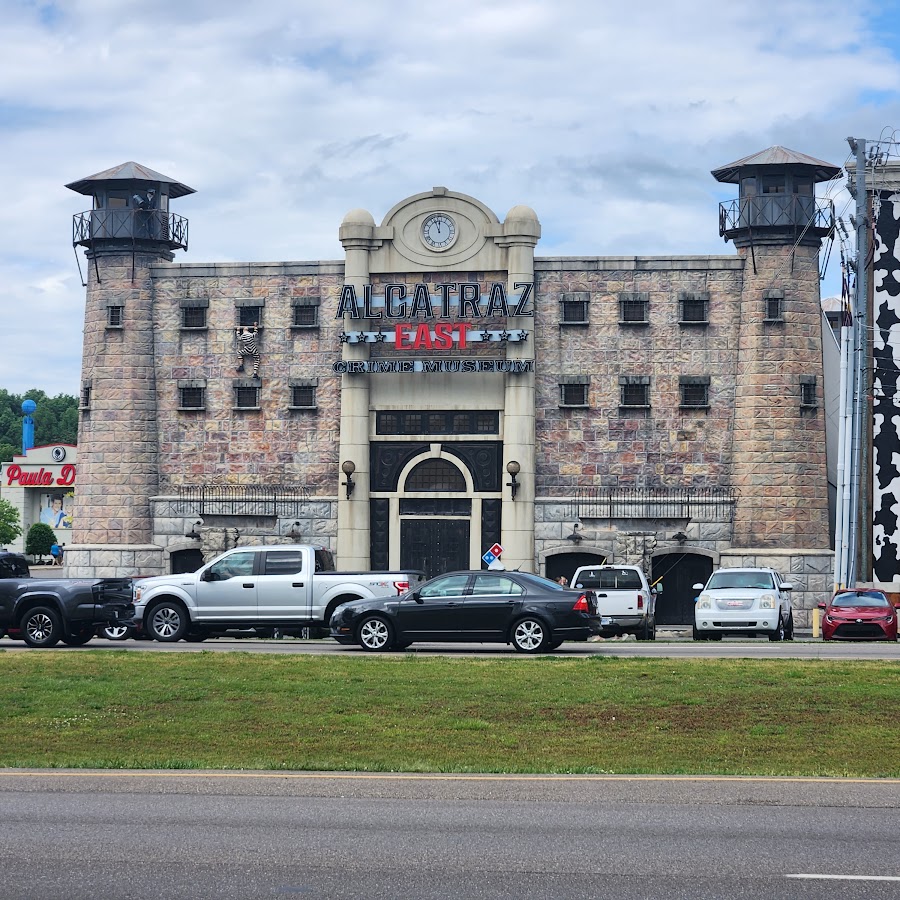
left=692, top=583, right=704, bottom=591
left=411, top=591, right=423, bottom=604
left=817, top=602, right=827, bottom=610
left=653, top=584, right=662, bottom=594
left=780, top=582, right=794, bottom=591
left=201, top=570, right=218, bottom=582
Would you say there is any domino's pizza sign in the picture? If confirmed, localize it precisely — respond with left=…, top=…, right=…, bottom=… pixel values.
left=482, top=543, right=504, bottom=566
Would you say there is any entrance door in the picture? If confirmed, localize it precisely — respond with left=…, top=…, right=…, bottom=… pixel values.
left=651, top=553, right=714, bottom=625
left=401, top=519, right=470, bottom=580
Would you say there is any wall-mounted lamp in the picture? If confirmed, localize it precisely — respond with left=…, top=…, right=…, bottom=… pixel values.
left=342, top=460, right=356, bottom=499
left=184, top=518, right=203, bottom=540
left=506, top=460, right=521, bottom=501
left=566, top=523, right=583, bottom=544
left=673, top=531, right=687, bottom=544
left=286, top=520, right=302, bottom=539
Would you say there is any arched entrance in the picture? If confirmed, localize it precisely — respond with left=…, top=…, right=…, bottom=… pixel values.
left=170, top=548, right=204, bottom=574
left=651, top=552, right=713, bottom=624
left=545, top=551, right=606, bottom=584
left=399, top=457, right=471, bottom=579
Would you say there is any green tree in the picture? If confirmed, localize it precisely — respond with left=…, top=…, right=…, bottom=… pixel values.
left=0, top=443, right=16, bottom=464
left=0, top=498, right=23, bottom=546
left=25, top=522, right=56, bottom=563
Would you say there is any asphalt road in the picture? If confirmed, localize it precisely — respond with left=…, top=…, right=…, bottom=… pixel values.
left=5, top=633, right=899, bottom=659
left=0, top=771, right=898, bottom=899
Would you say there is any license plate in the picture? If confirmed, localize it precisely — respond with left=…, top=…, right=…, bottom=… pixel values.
left=601, top=617, right=612, bottom=625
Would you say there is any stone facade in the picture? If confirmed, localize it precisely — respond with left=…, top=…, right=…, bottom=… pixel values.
left=64, top=149, right=838, bottom=623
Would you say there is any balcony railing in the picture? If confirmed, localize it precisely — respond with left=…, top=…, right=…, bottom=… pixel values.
left=718, top=195, right=834, bottom=239
left=73, top=209, right=189, bottom=251
left=573, top=486, right=735, bottom=523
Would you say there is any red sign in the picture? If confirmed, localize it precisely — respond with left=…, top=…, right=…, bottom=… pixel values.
left=394, top=322, right=471, bottom=350
left=5, top=464, right=76, bottom=488
left=489, top=543, right=504, bottom=558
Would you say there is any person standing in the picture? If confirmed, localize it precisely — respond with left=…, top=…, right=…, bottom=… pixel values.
left=50, top=542, right=61, bottom=566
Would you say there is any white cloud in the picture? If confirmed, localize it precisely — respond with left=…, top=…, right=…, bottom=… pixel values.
left=0, top=0, right=898, bottom=394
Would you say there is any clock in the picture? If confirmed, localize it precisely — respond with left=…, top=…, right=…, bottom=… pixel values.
left=421, top=213, right=457, bottom=251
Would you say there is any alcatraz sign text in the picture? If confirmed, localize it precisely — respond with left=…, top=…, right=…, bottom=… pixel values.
left=336, top=282, right=534, bottom=319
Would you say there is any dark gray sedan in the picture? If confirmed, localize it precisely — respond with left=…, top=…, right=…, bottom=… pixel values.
left=330, top=570, right=601, bottom=653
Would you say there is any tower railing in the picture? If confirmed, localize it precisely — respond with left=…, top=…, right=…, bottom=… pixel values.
left=72, top=209, right=189, bottom=250
left=718, top=196, right=834, bottom=239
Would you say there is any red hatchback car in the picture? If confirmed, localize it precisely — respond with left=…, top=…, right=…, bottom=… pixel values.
left=818, top=589, right=899, bottom=641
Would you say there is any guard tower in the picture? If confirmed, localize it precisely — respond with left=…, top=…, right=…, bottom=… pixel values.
left=713, top=147, right=839, bottom=550
left=65, top=162, right=195, bottom=577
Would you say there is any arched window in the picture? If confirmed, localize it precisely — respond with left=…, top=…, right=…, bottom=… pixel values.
left=405, top=458, right=466, bottom=492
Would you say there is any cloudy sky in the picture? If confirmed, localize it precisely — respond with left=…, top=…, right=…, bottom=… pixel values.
left=2, top=0, right=899, bottom=397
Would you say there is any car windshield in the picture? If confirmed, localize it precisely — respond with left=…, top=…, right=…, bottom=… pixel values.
left=706, top=571, right=773, bottom=590
left=832, top=591, right=889, bottom=608
left=574, top=569, right=642, bottom=589
left=514, top=572, right=566, bottom=592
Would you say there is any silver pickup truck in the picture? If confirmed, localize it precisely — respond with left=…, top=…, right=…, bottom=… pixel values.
left=128, top=544, right=425, bottom=642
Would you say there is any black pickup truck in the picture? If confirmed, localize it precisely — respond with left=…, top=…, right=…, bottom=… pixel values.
left=0, top=551, right=134, bottom=648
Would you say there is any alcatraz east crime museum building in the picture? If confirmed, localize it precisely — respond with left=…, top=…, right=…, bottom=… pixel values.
left=64, top=149, right=838, bottom=626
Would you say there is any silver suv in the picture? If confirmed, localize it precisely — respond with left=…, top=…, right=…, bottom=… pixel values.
left=693, top=567, right=794, bottom=641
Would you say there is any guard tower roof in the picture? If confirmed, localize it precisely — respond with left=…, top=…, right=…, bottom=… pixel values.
left=65, top=161, right=196, bottom=198
left=711, top=146, right=841, bottom=184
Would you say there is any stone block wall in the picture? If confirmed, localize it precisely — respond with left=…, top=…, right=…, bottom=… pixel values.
left=533, top=257, right=744, bottom=492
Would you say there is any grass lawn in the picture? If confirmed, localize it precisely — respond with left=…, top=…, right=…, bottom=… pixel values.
left=1, top=651, right=898, bottom=776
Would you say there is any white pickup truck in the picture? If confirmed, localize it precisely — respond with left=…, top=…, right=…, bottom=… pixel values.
left=128, top=544, right=425, bottom=642
left=570, top=564, right=657, bottom=640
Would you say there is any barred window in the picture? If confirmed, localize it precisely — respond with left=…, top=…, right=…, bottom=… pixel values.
left=800, top=376, right=817, bottom=408
left=678, top=292, right=709, bottom=325
left=234, top=385, right=260, bottom=409
left=106, top=305, right=123, bottom=328
left=619, top=293, right=649, bottom=324
left=238, top=305, right=263, bottom=328
left=406, top=459, right=466, bottom=492
left=290, top=385, right=316, bottom=408
left=179, top=386, right=205, bottom=409
left=559, top=292, right=590, bottom=325
left=559, top=383, right=588, bottom=407
left=374, top=410, right=500, bottom=435
left=679, top=377, right=710, bottom=409
left=292, top=304, right=319, bottom=328
left=181, top=306, right=207, bottom=329
left=620, top=378, right=650, bottom=408
left=80, top=382, right=92, bottom=410
left=764, top=290, right=784, bottom=323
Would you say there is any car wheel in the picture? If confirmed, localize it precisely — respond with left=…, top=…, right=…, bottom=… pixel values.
left=61, top=627, right=95, bottom=646
left=357, top=615, right=395, bottom=652
left=146, top=600, right=188, bottom=642
left=511, top=617, right=549, bottom=653
left=20, top=606, right=62, bottom=648
left=768, top=615, right=785, bottom=642
left=648, top=618, right=657, bottom=641
left=692, top=625, right=706, bottom=641
left=637, top=618, right=655, bottom=641
left=784, top=611, right=795, bottom=641
left=102, top=624, right=133, bottom=641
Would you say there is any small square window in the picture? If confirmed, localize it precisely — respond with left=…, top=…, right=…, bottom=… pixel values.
left=559, top=292, right=590, bottom=325
left=179, top=387, right=205, bottom=409
left=560, top=383, right=588, bottom=407
left=764, top=290, right=784, bottom=323
left=234, top=386, right=260, bottom=409
left=475, top=412, right=498, bottom=433
left=620, top=382, right=650, bottom=408
left=80, top=383, right=92, bottom=410
left=679, top=381, right=710, bottom=409
left=379, top=413, right=399, bottom=434
left=679, top=292, right=709, bottom=325
left=238, top=306, right=263, bottom=328
left=800, top=377, right=817, bottom=408
left=106, top=305, right=123, bottom=328
left=291, top=385, right=316, bottom=408
left=181, top=307, right=207, bottom=329
left=292, top=305, right=319, bottom=328
left=619, top=293, right=649, bottom=324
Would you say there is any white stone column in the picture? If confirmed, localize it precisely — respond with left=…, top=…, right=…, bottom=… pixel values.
left=336, top=210, right=376, bottom=568
left=500, top=206, right=540, bottom=571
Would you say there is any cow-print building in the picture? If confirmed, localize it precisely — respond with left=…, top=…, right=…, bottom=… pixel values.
left=872, top=192, right=900, bottom=581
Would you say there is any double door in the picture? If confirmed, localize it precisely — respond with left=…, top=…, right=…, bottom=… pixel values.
left=400, top=518, right=470, bottom=580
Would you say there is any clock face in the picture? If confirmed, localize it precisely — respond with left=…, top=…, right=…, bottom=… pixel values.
left=421, top=213, right=457, bottom=250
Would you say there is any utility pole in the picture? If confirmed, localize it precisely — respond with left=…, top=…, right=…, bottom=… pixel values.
left=846, top=137, right=869, bottom=585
